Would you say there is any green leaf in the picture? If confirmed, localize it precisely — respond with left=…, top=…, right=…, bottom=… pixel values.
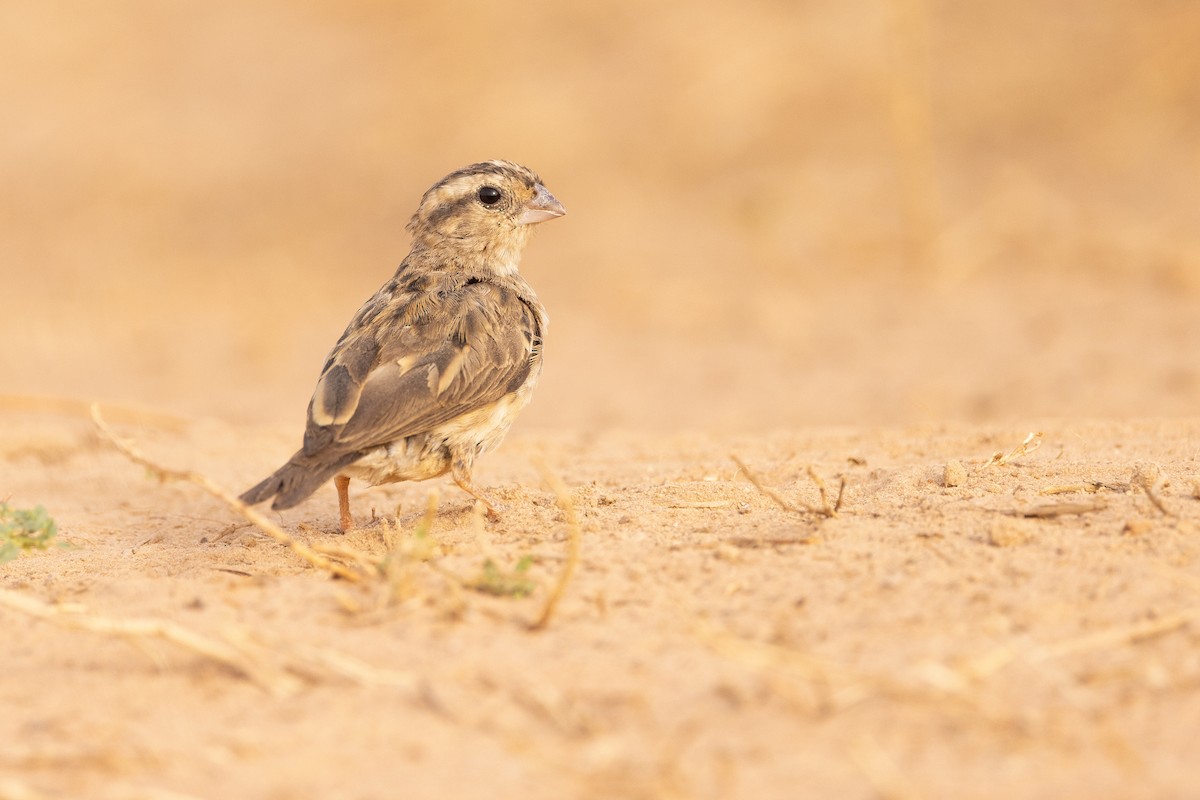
left=0, top=502, right=60, bottom=562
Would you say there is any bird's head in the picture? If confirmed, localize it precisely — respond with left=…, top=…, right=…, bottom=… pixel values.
left=406, top=160, right=566, bottom=272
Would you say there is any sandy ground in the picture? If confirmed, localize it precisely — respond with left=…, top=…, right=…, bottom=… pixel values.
left=4, top=2, right=1200, bottom=799
left=3, top=413, right=1200, bottom=800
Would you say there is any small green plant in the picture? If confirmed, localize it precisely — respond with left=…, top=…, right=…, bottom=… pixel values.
left=469, top=555, right=536, bottom=597
left=0, top=502, right=60, bottom=563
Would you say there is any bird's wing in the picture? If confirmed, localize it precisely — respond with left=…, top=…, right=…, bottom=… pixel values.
left=300, top=277, right=541, bottom=458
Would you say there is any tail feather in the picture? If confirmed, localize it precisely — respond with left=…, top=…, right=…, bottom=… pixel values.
left=239, top=451, right=360, bottom=511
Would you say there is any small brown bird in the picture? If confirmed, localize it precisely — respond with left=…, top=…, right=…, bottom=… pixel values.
left=240, top=160, right=565, bottom=530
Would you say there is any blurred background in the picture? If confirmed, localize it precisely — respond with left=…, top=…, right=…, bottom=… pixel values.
left=3, top=1, right=1198, bottom=433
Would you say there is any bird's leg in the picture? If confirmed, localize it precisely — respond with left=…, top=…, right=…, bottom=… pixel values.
left=335, top=474, right=354, bottom=532
left=451, top=459, right=501, bottom=522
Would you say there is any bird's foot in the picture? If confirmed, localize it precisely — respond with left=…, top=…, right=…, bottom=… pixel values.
left=476, top=499, right=505, bottom=523
left=454, top=471, right=504, bottom=523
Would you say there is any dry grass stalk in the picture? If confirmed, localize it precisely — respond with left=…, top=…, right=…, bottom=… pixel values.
left=387, top=490, right=441, bottom=604
left=323, top=493, right=451, bottom=615
left=1034, top=607, right=1200, bottom=662
left=667, top=500, right=733, bottom=509
left=91, top=404, right=369, bottom=584
left=0, top=586, right=300, bottom=696
left=322, top=493, right=443, bottom=599
left=1006, top=500, right=1107, bottom=518
left=963, top=606, right=1200, bottom=680
left=983, top=431, right=1043, bottom=468
left=724, top=536, right=819, bottom=548
left=310, top=542, right=381, bottom=575
left=417, top=489, right=441, bottom=532
left=219, top=627, right=418, bottom=690
left=1141, top=485, right=1173, bottom=517
left=1130, top=463, right=1176, bottom=518
left=286, top=646, right=418, bottom=690
left=0, top=587, right=420, bottom=696
left=698, top=621, right=964, bottom=715
left=731, top=455, right=841, bottom=518
left=1040, top=481, right=1129, bottom=495
left=469, top=494, right=500, bottom=564
left=693, top=621, right=868, bottom=713
left=701, top=603, right=1200, bottom=718
left=692, top=621, right=989, bottom=714
left=528, top=459, right=582, bottom=632
left=831, top=468, right=848, bottom=513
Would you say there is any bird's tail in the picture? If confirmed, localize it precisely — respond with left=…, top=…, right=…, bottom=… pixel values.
left=239, top=451, right=360, bottom=511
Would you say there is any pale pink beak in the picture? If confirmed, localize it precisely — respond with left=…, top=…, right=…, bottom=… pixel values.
left=517, top=184, right=566, bottom=225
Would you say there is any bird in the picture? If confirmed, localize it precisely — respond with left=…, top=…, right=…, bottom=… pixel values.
left=239, top=160, right=565, bottom=531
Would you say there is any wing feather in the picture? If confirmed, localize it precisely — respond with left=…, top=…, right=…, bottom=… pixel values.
left=300, top=274, right=539, bottom=459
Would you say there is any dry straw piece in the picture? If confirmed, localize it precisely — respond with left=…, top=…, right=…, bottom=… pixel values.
left=0, top=586, right=300, bottom=696
left=731, top=455, right=843, bottom=518
left=0, top=587, right=419, bottom=697
left=1039, top=481, right=1128, bottom=496
left=90, top=403, right=582, bottom=631
left=698, top=602, right=1200, bottom=720
left=528, top=458, right=582, bottom=631
left=1130, top=462, right=1176, bottom=517
left=90, top=403, right=371, bottom=583
left=982, top=431, right=1043, bottom=469
left=961, top=605, right=1200, bottom=679
left=1007, top=500, right=1107, bottom=519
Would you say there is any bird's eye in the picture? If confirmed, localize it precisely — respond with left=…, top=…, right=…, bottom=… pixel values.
left=478, top=186, right=502, bottom=206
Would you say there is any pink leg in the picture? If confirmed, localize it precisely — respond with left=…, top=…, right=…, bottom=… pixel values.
left=335, top=474, right=354, bottom=532
left=452, top=461, right=500, bottom=521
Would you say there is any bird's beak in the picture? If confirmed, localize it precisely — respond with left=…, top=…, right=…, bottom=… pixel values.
left=516, top=184, right=567, bottom=225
